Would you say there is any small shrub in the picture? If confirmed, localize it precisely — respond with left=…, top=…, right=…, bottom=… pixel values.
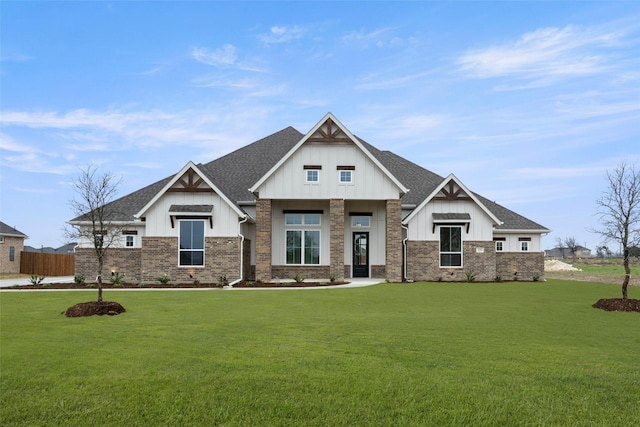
left=246, top=281, right=254, bottom=287
left=74, top=274, right=85, bottom=284
left=293, top=274, right=304, bottom=283
left=193, top=279, right=200, bottom=285
left=29, top=275, right=45, bottom=285
left=217, top=276, right=228, bottom=287
left=329, top=273, right=336, bottom=283
left=86, top=282, right=95, bottom=288
left=157, top=274, right=170, bottom=284
left=533, top=275, right=540, bottom=282
left=110, top=272, right=125, bottom=287
left=465, top=270, right=476, bottom=282
left=495, top=275, right=502, bottom=282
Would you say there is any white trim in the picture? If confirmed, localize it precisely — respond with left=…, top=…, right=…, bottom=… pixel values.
left=249, top=112, right=409, bottom=195
left=438, top=224, right=464, bottom=268
left=135, top=161, right=246, bottom=219
left=403, top=174, right=503, bottom=226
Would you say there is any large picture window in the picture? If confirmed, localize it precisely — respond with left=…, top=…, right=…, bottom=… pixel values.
left=286, top=230, right=320, bottom=265
left=179, top=220, right=204, bottom=266
left=285, top=213, right=321, bottom=265
left=440, top=226, right=462, bottom=267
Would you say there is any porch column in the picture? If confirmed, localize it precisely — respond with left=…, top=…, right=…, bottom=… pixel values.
left=385, top=199, right=403, bottom=282
left=256, top=198, right=272, bottom=282
left=330, top=199, right=345, bottom=282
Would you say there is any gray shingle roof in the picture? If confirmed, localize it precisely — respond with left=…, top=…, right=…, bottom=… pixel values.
left=70, top=124, right=547, bottom=231
left=0, top=221, right=27, bottom=237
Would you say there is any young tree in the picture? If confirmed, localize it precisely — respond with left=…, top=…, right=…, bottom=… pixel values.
left=65, top=165, right=126, bottom=302
left=593, top=162, right=640, bottom=299
left=563, top=237, right=579, bottom=259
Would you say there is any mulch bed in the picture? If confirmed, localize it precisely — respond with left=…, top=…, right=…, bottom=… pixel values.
left=63, top=301, right=126, bottom=317
left=4, top=281, right=347, bottom=290
left=592, top=298, right=640, bottom=312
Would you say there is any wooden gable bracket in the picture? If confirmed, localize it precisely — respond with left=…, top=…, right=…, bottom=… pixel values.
left=433, top=181, right=472, bottom=201
left=167, top=168, right=212, bottom=193
left=307, top=118, right=352, bottom=143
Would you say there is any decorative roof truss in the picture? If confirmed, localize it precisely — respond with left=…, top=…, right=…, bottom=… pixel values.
left=433, top=180, right=472, bottom=201
left=167, top=168, right=212, bottom=193
left=307, top=117, right=353, bottom=143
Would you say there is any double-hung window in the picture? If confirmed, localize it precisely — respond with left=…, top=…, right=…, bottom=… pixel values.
left=179, top=220, right=205, bottom=266
left=285, top=213, right=321, bottom=265
left=440, top=226, right=462, bottom=267
left=125, top=235, right=135, bottom=248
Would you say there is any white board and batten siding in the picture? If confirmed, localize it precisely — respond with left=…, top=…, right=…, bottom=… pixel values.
left=143, top=192, right=240, bottom=238
left=405, top=200, right=495, bottom=241
left=255, top=144, right=401, bottom=200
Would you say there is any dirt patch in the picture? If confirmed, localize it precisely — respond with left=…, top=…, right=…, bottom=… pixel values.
left=63, top=301, right=126, bottom=317
left=592, top=298, right=640, bottom=313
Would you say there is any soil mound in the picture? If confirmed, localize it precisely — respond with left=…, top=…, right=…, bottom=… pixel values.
left=63, top=301, right=126, bottom=317
left=592, top=298, right=640, bottom=312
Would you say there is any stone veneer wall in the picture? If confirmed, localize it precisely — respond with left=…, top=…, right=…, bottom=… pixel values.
left=74, top=248, right=142, bottom=282
left=496, top=252, right=545, bottom=282
left=385, top=199, right=403, bottom=282
left=255, top=199, right=272, bottom=283
left=406, top=240, right=497, bottom=282
left=330, top=199, right=345, bottom=282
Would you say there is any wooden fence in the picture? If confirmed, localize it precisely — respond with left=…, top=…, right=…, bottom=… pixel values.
left=20, top=252, right=75, bottom=276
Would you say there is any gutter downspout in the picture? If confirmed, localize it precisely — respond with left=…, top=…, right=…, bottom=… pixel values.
left=228, top=216, right=248, bottom=288
left=401, top=223, right=409, bottom=282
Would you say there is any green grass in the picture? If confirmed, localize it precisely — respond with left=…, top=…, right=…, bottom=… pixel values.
left=2, top=281, right=639, bottom=426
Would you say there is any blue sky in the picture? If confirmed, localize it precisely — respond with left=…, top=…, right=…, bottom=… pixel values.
left=1, top=1, right=639, bottom=252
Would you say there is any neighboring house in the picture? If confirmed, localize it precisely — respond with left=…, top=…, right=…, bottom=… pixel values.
left=0, top=221, right=28, bottom=274
left=70, top=113, right=550, bottom=284
left=24, top=243, right=77, bottom=254
left=545, top=246, right=592, bottom=259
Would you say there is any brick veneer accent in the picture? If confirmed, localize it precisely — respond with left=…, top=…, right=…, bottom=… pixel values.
left=330, top=199, right=345, bottom=282
left=75, top=247, right=142, bottom=281
left=406, top=240, right=544, bottom=282
left=496, top=251, right=545, bottom=282
left=76, top=236, right=243, bottom=284
left=255, top=198, right=272, bottom=282
left=385, top=199, right=403, bottom=282
left=271, top=265, right=330, bottom=281
left=0, top=236, right=23, bottom=274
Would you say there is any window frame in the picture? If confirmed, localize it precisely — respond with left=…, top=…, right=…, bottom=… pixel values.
left=285, top=213, right=321, bottom=265
left=495, top=241, right=503, bottom=252
left=520, top=241, right=529, bottom=252
left=339, top=170, right=353, bottom=184
left=351, top=216, right=371, bottom=228
left=439, top=225, right=463, bottom=268
left=125, top=235, right=135, bottom=248
left=178, top=219, right=205, bottom=267
left=305, top=169, right=320, bottom=184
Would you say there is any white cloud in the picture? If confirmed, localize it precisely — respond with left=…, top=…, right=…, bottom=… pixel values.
left=258, top=25, right=306, bottom=45
left=341, top=28, right=402, bottom=49
left=457, top=24, right=625, bottom=82
left=191, top=44, right=238, bottom=67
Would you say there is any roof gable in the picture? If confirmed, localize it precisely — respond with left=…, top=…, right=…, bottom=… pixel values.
left=0, top=221, right=27, bottom=238
left=135, top=161, right=245, bottom=219
left=249, top=113, right=408, bottom=195
left=403, top=174, right=502, bottom=225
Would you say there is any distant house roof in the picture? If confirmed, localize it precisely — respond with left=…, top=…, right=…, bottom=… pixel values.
left=545, top=246, right=591, bottom=258
left=70, top=123, right=548, bottom=232
left=0, top=221, right=28, bottom=238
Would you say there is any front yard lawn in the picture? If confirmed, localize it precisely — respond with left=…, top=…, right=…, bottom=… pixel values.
left=1, top=280, right=639, bottom=426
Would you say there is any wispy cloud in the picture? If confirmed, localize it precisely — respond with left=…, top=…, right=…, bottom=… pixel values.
left=341, top=28, right=403, bottom=49
left=457, top=24, right=627, bottom=83
left=191, top=44, right=238, bottom=67
left=258, top=25, right=306, bottom=45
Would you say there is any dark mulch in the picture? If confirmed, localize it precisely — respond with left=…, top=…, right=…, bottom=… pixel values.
left=4, top=281, right=348, bottom=290
left=592, top=298, right=640, bottom=312
left=63, top=301, right=126, bottom=317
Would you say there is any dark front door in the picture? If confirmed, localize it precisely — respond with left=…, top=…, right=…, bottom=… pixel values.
left=353, top=232, right=369, bottom=278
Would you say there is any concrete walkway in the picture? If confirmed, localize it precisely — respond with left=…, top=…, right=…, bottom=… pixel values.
left=0, top=276, right=383, bottom=290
